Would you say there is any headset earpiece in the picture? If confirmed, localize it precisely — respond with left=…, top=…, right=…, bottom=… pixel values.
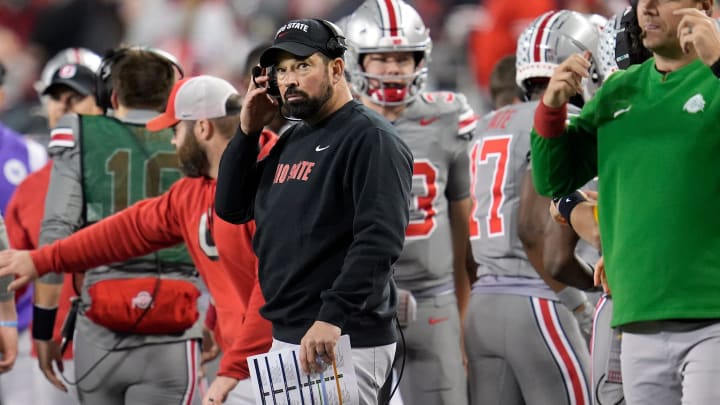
left=314, top=19, right=347, bottom=58
left=95, top=48, right=126, bottom=114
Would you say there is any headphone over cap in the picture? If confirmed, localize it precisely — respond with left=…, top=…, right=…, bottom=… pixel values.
left=259, top=19, right=346, bottom=67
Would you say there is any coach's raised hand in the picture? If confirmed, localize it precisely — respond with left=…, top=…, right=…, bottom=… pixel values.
left=543, top=51, right=592, bottom=108
left=241, top=66, right=279, bottom=135
left=0, top=250, right=38, bottom=292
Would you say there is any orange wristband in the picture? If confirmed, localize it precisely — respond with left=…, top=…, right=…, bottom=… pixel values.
left=592, top=205, right=599, bottom=224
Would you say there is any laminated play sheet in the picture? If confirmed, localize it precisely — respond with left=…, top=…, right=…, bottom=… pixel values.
left=247, top=335, right=359, bottom=405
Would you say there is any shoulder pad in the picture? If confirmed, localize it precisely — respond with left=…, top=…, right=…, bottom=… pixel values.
left=456, top=93, right=478, bottom=138
left=420, top=91, right=478, bottom=138
left=420, top=91, right=457, bottom=104
left=48, top=113, right=81, bottom=151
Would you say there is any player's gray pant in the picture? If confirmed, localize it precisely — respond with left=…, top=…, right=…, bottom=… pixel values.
left=590, top=295, right=624, bottom=405
left=73, top=332, right=201, bottom=405
left=465, top=293, right=591, bottom=405
left=270, top=339, right=396, bottom=405
left=395, top=293, right=467, bottom=405
left=621, top=319, right=720, bottom=405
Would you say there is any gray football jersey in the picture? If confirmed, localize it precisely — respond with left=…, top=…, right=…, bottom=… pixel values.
left=392, top=91, right=476, bottom=292
left=470, top=102, right=581, bottom=279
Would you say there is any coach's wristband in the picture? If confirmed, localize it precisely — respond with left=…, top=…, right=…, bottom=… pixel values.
left=0, top=320, right=17, bottom=328
left=557, top=191, right=587, bottom=229
left=711, top=57, right=720, bottom=79
left=32, top=305, right=57, bottom=341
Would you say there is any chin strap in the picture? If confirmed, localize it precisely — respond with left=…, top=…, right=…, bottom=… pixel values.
left=368, top=87, right=408, bottom=104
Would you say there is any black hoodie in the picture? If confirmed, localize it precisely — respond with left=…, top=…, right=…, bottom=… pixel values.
left=216, top=100, right=413, bottom=347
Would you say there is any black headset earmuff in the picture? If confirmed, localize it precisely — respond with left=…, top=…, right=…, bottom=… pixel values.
left=314, top=18, right=347, bottom=58
left=95, top=46, right=185, bottom=114
left=96, top=47, right=126, bottom=114
left=615, top=7, right=652, bottom=70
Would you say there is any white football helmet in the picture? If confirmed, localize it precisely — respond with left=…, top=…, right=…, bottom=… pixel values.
left=341, top=0, right=432, bottom=106
left=516, top=10, right=602, bottom=101
left=35, top=47, right=102, bottom=99
left=597, top=8, right=629, bottom=81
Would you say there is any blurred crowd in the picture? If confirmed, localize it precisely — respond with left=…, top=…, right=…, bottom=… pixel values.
left=0, top=0, right=667, bottom=143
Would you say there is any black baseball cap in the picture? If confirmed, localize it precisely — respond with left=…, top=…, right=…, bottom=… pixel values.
left=42, top=63, right=96, bottom=96
left=260, top=19, right=343, bottom=67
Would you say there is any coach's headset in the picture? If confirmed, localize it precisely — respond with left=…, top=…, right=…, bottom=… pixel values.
left=96, top=46, right=185, bottom=114
left=253, top=19, right=347, bottom=100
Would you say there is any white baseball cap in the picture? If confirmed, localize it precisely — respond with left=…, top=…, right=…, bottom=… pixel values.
left=147, top=75, right=239, bottom=131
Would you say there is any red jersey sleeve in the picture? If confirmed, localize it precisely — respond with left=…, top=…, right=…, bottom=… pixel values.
left=31, top=179, right=189, bottom=276
left=534, top=102, right=568, bottom=138
left=217, top=278, right=272, bottom=380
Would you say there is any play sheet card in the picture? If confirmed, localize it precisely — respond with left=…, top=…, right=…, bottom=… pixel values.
left=247, top=335, right=359, bottom=405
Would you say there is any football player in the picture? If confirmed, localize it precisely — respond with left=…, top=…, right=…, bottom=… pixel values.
left=341, top=1, right=476, bottom=403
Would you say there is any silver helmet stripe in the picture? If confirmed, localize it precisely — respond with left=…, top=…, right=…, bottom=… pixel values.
left=536, top=11, right=564, bottom=63
left=540, top=12, right=565, bottom=62
left=343, top=0, right=431, bottom=106
left=529, top=11, right=553, bottom=64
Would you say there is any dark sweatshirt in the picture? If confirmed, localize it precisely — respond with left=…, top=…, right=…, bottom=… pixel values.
left=216, top=100, right=413, bottom=347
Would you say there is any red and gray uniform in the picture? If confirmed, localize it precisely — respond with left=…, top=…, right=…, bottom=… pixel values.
left=394, top=91, right=475, bottom=292
left=41, top=111, right=202, bottom=405
left=466, top=101, right=591, bottom=405
left=391, top=91, right=475, bottom=404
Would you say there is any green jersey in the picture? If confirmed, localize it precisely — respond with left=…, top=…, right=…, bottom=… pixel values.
left=531, top=58, right=720, bottom=327
left=80, top=115, right=191, bottom=267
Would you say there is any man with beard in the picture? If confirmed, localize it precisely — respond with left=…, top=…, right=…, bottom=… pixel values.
left=532, top=0, right=720, bottom=403
left=7, top=47, right=204, bottom=405
left=0, top=75, right=276, bottom=405
left=215, top=18, right=414, bottom=405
